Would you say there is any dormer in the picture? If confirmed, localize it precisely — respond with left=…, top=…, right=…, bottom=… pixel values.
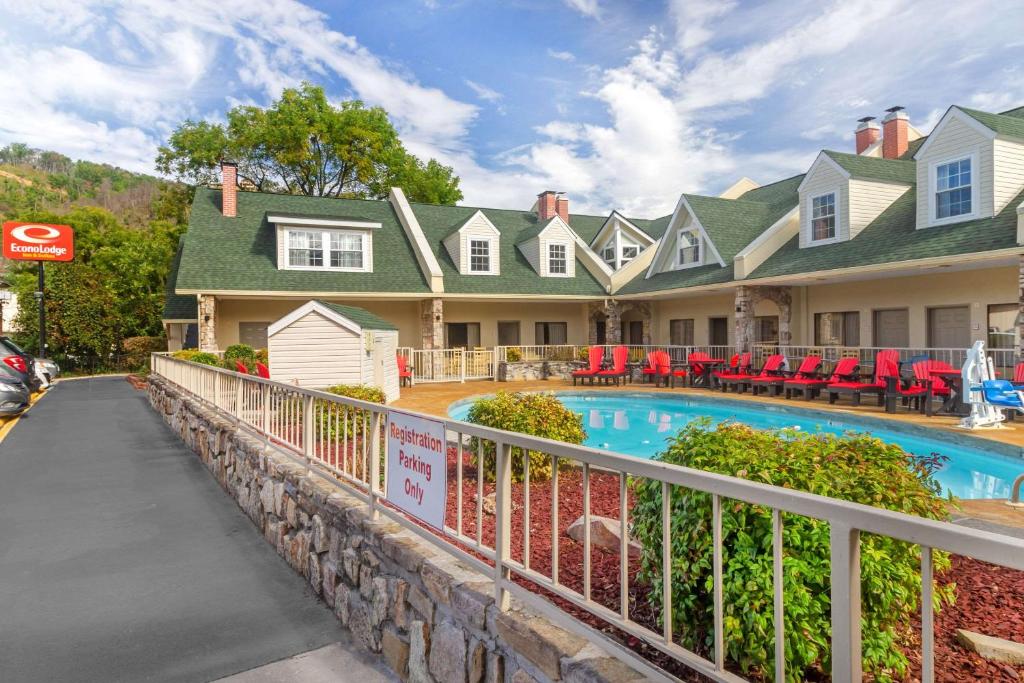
left=589, top=211, right=656, bottom=271
left=442, top=210, right=501, bottom=275
left=517, top=216, right=577, bottom=277
left=270, top=213, right=381, bottom=272
left=796, top=151, right=913, bottom=248
left=913, top=106, right=1024, bottom=229
left=645, top=195, right=725, bottom=277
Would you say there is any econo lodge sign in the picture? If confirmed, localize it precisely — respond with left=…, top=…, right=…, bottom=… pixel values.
left=3, top=221, right=75, bottom=261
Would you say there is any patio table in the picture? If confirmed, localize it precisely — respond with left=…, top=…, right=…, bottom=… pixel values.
left=689, top=358, right=726, bottom=389
left=930, top=369, right=969, bottom=416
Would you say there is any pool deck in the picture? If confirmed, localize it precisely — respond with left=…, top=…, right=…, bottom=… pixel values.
left=393, top=377, right=1024, bottom=532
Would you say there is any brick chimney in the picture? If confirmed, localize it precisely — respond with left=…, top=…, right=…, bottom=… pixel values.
left=537, top=190, right=558, bottom=221
left=882, top=107, right=909, bottom=159
left=221, top=160, right=238, bottom=217
left=855, top=116, right=880, bottom=155
left=556, top=196, right=569, bottom=224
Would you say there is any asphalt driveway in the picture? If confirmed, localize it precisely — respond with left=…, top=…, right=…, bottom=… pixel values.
left=0, top=376, right=390, bottom=682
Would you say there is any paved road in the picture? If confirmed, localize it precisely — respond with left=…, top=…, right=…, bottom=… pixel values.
left=0, top=377, right=394, bottom=683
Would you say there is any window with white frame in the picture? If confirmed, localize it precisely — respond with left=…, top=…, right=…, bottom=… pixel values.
left=810, top=192, right=836, bottom=242
left=677, top=229, right=700, bottom=266
left=469, top=239, right=491, bottom=273
left=621, top=244, right=639, bottom=265
left=548, top=243, right=567, bottom=274
left=935, top=157, right=972, bottom=220
left=285, top=228, right=369, bottom=271
left=601, top=245, right=616, bottom=267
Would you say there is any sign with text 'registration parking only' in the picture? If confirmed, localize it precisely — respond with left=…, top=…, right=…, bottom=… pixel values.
left=3, top=221, right=75, bottom=261
left=385, top=411, right=447, bottom=530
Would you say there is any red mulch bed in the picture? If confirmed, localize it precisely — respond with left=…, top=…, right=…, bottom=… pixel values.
left=436, top=446, right=1024, bottom=682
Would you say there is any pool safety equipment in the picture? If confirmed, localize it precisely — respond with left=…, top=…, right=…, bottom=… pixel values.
left=961, top=340, right=1019, bottom=429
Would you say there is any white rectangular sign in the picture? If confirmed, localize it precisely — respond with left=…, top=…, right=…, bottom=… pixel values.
left=386, top=411, right=447, bottom=530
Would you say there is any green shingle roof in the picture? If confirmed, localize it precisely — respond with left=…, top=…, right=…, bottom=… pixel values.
left=163, top=237, right=198, bottom=320
left=315, top=301, right=397, bottom=330
left=822, top=150, right=916, bottom=184
left=175, top=188, right=431, bottom=294
left=748, top=187, right=1022, bottom=280
left=960, top=107, right=1024, bottom=140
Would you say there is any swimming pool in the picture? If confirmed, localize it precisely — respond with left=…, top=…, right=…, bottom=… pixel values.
left=448, top=391, right=1024, bottom=500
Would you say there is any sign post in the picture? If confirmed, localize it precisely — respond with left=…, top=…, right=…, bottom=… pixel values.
left=2, top=222, right=75, bottom=358
left=385, top=410, right=448, bottom=529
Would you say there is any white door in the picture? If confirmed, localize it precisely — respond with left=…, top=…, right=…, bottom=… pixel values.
left=929, top=306, right=971, bottom=349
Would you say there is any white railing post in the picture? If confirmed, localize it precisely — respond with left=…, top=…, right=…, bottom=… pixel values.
left=261, top=383, right=271, bottom=442
left=369, top=411, right=383, bottom=520
left=234, top=376, right=244, bottom=421
left=213, top=371, right=221, bottom=409
left=494, top=441, right=512, bottom=611
left=493, top=348, right=499, bottom=382
left=830, top=523, right=862, bottom=683
left=460, top=349, right=466, bottom=383
left=302, top=394, right=314, bottom=467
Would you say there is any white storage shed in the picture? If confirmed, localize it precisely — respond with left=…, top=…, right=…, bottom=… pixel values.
left=267, top=300, right=400, bottom=402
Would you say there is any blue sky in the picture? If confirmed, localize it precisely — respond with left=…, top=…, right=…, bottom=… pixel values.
left=2, top=0, right=1024, bottom=216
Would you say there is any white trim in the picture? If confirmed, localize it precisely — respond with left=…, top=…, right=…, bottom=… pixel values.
left=545, top=240, right=570, bottom=277
left=456, top=209, right=501, bottom=236
left=805, top=189, right=842, bottom=246
left=796, top=152, right=851, bottom=193
left=644, top=194, right=687, bottom=279
left=926, top=150, right=980, bottom=227
left=913, top=107, right=996, bottom=160
left=467, top=237, right=497, bottom=275
left=267, top=300, right=362, bottom=337
left=266, top=214, right=382, bottom=230
left=162, top=318, right=197, bottom=323
left=589, top=211, right=655, bottom=250
left=674, top=196, right=726, bottom=268
left=673, top=226, right=704, bottom=269
left=388, top=187, right=445, bottom=293
left=279, top=226, right=373, bottom=273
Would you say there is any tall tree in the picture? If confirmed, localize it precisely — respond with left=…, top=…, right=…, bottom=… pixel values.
left=156, top=82, right=462, bottom=204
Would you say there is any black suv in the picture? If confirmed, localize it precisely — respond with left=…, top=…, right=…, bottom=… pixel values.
left=0, top=336, right=42, bottom=392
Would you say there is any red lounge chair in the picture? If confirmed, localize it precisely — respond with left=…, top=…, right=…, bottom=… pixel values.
left=234, top=360, right=250, bottom=374
left=596, top=345, right=629, bottom=385
left=751, top=354, right=822, bottom=397
left=720, top=354, right=785, bottom=393
left=1013, top=362, right=1024, bottom=387
left=641, top=350, right=672, bottom=385
left=255, top=361, right=271, bottom=379
left=572, top=346, right=605, bottom=386
left=712, top=353, right=751, bottom=380
left=396, top=355, right=413, bottom=387
left=784, top=356, right=858, bottom=400
left=827, top=349, right=900, bottom=406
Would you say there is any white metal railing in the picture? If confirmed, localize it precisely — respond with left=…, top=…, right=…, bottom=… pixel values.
left=151, top=353, right=1024, bottom=683
left=395, top=347, right=495, bottom=383
left=495, top=344, right=736, bottom=366
left=752, top=344, right=1017, bottom=374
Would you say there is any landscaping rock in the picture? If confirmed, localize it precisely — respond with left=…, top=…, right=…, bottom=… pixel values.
left=409, top=620, right=432, bottom=683
left=565, top=514, right=641, bottom=558
left=428, top=620, right=467, bottom=683
left=494, top=608, right=586, bottom=680
left=957, top=629, right=1024, bottom=665
left=382, top=626, right=410, bottom=682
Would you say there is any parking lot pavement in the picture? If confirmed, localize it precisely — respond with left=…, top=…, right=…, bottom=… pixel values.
left=0, top=376, right=395, bottom=683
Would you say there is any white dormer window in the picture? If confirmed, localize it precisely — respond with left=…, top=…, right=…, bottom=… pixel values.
left=935, top=157, right=972, bottom=220
left=601, top=245, right=615, bottom=267
left=621, top=245, right=639, bottom=265
left=285, top=228, right=370, bottom=272
left=548, top=243, right=568, bottom=275
left=469, top=239, right=491, bottom=273
left=810, top=192, right=836, bottom=242
left=677, top=228, right=700, bottom=266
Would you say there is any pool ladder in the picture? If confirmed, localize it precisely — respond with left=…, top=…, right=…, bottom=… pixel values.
left=1011, top=473, right=1024, bottom=508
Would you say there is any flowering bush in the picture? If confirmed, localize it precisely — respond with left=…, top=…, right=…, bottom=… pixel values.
left=504, top=347, right=522, bottom=362
left=223, top=343, right=257, bottom=371
left=631, top=422, right=953, bottom=681
left=466, top=392, right=585, bottom=481
left=171, top=349, right=221, bottom=366
left=325, top=384, right=386, bottom=404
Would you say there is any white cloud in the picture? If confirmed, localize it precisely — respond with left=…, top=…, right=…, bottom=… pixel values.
left=547, top=49, right=576, bottom=62
left=562, top=0, right=601, bottom=19
left=668, top=0, right=735, bottom=54
left=465, top=80, right=503, bottom=103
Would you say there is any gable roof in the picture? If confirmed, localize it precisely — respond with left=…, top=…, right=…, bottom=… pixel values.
left=747, top=186, right=1022, bottom=280
left=175, top=188, right=431, bottom=294
left=822, top=150, right=916, bottom=184
left=960, top=107, right=1024, bottom=140
left=316, top=300, right=397, bottom=330
left=163, top=237, right=198, bottom=320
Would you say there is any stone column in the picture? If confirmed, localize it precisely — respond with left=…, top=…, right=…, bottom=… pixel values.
left=420, top=298, right=443, bottom=349
left=198, top=294, right=217, bottom=352
left=636, top=302, right=653, bottom=345
left=765, top=286, right=793, bottom=346
left=734, top=286, right=755, bottom=353
left=605, top=301, right=622, bottom=345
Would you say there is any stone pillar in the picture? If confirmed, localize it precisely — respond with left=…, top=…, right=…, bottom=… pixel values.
left=734, top=286, right=755, bottom=353
left=420, top=298, right=443, bottom=349
left=766, top=286, right=793, bottom=346
left=605, top=301, right=622, bottom=345
left=198, top=294, right=217, bottom=352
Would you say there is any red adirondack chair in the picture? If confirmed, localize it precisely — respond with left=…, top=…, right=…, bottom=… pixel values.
left=1013, top=362, right=1024, bottom=387
left=784, top=356, right=858, bottom=400
left=912, top=360, right=953, bottom=398
left=712, top=353, right=751, bottom=380
left=641, top=350, right=671, bottom=385
left=397, top=354, right=414, bottom=387
left=751, top=354, right=822, bottom=397
left=572, top=346, right=605, bottom=385
left=255, top=361, right=271, bottom=379
left=596, top=345, right=629, bottom=385
left=827, top=349, right=901, bottom=406
left=720, top=354, right=785, bottom=393
left=234, top=360, right=250, bottom=374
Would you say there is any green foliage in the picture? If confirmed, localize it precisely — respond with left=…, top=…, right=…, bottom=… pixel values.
left=156, top=82, right=462, bottom=204
left=223, top=343, right=258, bottom=371
left=325, top=384, right=387, bottom=404
left=630, top=422, right=954, bottom=681
left=122, top=336, right=166, bottom=371
left=465, top=392, right=586, bottom=482
left=171, top=349, right=221, bottom=366
left=316, top=384, right=387, bottom=442
left=576, top=346, right=591, bottom=361
left=504, top=347, right=522, bottom=362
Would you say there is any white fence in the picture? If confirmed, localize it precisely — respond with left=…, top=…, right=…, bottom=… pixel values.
left=752, top=344, right=1017, bottom=374
left=396, top=347, right=496, bottom=383
left=151, top=352, right=1024, bottom=683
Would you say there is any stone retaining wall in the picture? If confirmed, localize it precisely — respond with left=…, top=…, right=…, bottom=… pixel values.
left=147, top=377, right=647, bottom=683
left=498, top=361, right=579, bottom=381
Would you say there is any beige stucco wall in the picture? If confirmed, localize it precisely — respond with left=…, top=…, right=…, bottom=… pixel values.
left=650, top=292, right=793, bottom=346
left=800, top=266, right=1016, bottom=347
left=442, top=300, right=590, bottom=346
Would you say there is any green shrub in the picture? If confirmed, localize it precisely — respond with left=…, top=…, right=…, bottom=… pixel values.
left=171, top=349, right=221, bottom=366
left=325, top=384, right=386, bottom=404
left=122, top=335, right=165, bottom=370
left=223, top=343, right=257, bottom=371
left=465, top=392, right=586, bottom=481
left=576, top=345, right=591, bottom=362
left=316, top=385, right=387, bottom=441
left=505, top=347, right=522, bottom=362
left=631, top=422, right=953, bottom=682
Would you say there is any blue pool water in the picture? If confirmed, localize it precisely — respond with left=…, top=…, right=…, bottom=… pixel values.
left=448, top=392, right=1024, bottom=500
